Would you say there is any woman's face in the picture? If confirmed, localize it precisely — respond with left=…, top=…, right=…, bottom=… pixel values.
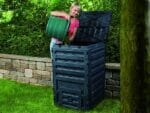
left=70, top=6, right=80, bottom=18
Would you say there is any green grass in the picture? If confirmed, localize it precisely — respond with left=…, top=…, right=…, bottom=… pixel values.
left=0, top=79, right=120, bottom=113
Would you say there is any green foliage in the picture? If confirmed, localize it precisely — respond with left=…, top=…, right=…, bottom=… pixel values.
left=0, top=0, right=121, bottom=62
left=0, top=11, right=13, bottom=23
left=0, top=0, right=50, bottom=57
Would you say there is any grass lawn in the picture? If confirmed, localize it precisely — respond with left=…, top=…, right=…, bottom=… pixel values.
left=0, top=79, right=120, bottom=113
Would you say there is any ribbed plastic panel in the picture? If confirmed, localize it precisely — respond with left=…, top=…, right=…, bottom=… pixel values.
left=73, top=11, right=112, bottom=44
left=52, top=11, right=112, bottom=110
left=52, top=42, right=105, bottom=110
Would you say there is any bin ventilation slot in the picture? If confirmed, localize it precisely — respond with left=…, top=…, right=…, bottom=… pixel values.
left=54, top=58, right=84, bottom=63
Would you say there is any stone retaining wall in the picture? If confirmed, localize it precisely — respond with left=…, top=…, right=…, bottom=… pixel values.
left=0, top=54, right=120, bottom=97
left=0, top=54, right=52, bottom=86
left=105, top=63, right=120, bottom=97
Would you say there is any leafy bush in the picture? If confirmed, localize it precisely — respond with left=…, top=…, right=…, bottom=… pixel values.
left=0, top=0, right=121, bottom=62
left=0, top=0, right=50, bottom=57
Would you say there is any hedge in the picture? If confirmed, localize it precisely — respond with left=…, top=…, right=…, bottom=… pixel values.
left=0, top=0, right=121, bottom=62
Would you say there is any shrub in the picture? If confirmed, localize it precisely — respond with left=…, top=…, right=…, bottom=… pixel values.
left=0, top=0, right=121, bottom=62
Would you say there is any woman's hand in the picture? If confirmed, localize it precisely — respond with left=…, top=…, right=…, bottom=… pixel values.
left=64, top=15, right=70, bottom=20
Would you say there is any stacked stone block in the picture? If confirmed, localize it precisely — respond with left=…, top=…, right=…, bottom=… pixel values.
left=105, top=63, right=120, bottom=97
left=0, top=54, right=52, bottom=86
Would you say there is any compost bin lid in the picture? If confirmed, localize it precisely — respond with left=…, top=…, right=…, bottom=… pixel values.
left=73, top=11, right=112, bottom=44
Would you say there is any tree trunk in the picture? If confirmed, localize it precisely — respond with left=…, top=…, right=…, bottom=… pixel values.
left=145, top=1, right=150, bottom=112
left=120, top=0, right=149, bottom=113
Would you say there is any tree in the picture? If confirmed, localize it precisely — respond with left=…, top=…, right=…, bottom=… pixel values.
left=120, top=0, right=150, bottom=113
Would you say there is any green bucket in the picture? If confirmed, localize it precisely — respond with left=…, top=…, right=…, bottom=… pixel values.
left=46, top=16, right=70, bottom=42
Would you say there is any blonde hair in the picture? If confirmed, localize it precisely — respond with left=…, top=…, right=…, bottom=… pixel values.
left=70, top=2, right=80, bottom=9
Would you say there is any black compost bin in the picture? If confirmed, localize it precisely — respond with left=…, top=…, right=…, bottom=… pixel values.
left=52, top=11, right=112, bottom=110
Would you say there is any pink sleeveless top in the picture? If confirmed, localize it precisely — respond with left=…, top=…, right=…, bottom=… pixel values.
left=68, top=18, right=79, bottom=37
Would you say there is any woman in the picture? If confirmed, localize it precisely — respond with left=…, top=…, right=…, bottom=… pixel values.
left=50, top=3, right=80, bottom=57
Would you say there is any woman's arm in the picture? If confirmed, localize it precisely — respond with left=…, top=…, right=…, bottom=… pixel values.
left=50, top=11, right=70, bottom=20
